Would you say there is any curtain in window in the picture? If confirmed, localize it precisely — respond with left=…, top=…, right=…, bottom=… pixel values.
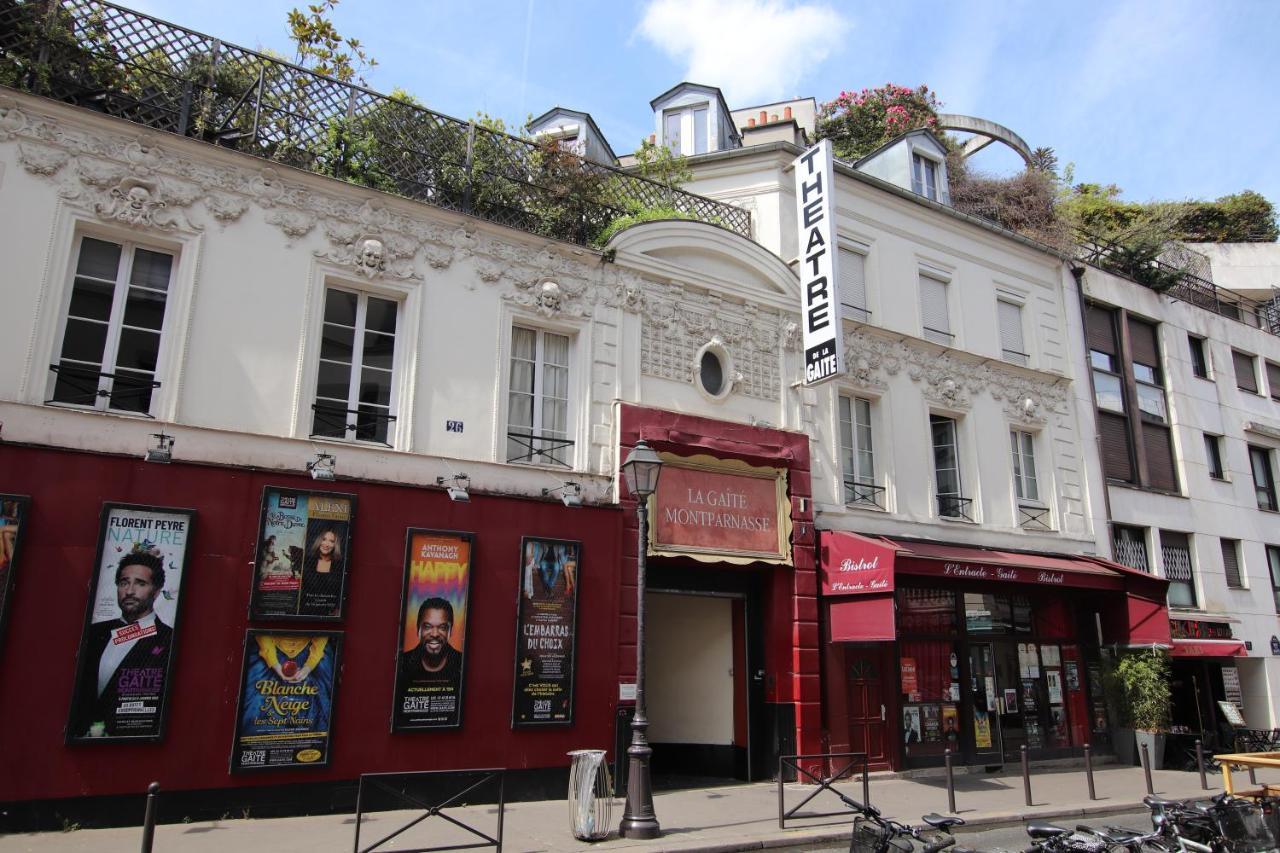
left=839, top=248, right=868, bottom=319
left=919, top=274, right=950, bottom=342
left=998, top=300, right=1026, bottom=363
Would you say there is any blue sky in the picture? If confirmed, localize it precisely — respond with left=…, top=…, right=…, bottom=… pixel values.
left=127, top=0, right=1280, bottom=210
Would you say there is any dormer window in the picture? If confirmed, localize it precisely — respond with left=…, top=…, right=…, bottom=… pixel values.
left=664, top=104, right=710, bottom=155
left=912, top=152, right=942, bottom=201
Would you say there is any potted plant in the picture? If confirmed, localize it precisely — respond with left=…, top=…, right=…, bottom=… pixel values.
left=1108, top=649, right=1171, bottom=769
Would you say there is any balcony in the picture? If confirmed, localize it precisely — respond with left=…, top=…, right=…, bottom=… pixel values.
left=1016, top=504, right=1052, bottom=531
left=0, top=0, right=751, bottom=249
left=936, top=494, right=973, bottom=521
left=1076, top=231, right=1280, bottom=337
left=843, top=479, right=885, bottom=510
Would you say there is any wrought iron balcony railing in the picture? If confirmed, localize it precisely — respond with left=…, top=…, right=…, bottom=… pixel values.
left=1076, top=230, right=1280, bottom=337
left=936, top=494, right=973, bottom=521
left=506, top=430, right=573, bottom=469
left=0, top=0, right=751, bottom=248
left=310, top=402, right=396, bottom=447
left=1016, top=503, right=1052, bottom=531
left=47, top=362, right=160, bottom=415
left=843, top=479, right=885, bottom=509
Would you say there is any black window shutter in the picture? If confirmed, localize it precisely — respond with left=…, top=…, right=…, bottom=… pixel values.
left=1142, top=422, right=1178, bottom=492
left=1267, top=361, right=1280, bottom=400
left=1221, top=539, right=1243, bottom=589
left=1099, top=412, right=1134, bottom=482
left=1086, top=305, right=1117, bottom=354
left=1127, top=317, right=1160, bottom=367
left=1234, top=351, right=1258, bottom=393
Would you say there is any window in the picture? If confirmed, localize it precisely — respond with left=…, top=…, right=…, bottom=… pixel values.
left=1010, top=430, right=1039, bottom=502
left=1160, top=531, right=1196, bottom=607
left=1267, top=361, right=1280, bottom=401
left=1249, top=445, right=1278, bottom=511
left=930, top=414, right=968, bottom=519
left=839, top=248, right=869, bottom=322
left=839, top=395, right=879, bottom=507
left=1085, top=305, right=1177, bottom=491
left=911, top=153, right=941, bottom=201
left=998, top=299, right=1028, bottom=365
left=1268, top=546, right=1280, bottom=614
left=50, top=235, right=174, bottom=415
left=507, top=326, right=571, bottom=466
left=1204, top=434, right=1225, bottom=480
left=663, top=104, right=710, bottom=155
left=1188, top=336, right=1210, bottom=379
left=919, top=273, right=952, bottom=345
left=311, top=287, right=399, bottom=445
left=1233, top=350, right=1259, bottom=394
left=1221, top=538, right=1244, bottom=589
left=1112, top=524, right=1149, bottom=572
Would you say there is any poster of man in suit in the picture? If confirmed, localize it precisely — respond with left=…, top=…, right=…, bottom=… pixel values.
left=67, top=504, right=195, bottom=742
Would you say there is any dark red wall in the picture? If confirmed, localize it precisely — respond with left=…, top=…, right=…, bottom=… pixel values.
left=0, top=444, right=622, bottom=802
left=618, top=404, right=821, bottom=759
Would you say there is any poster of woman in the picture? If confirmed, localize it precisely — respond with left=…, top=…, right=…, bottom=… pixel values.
left=392, top=530, right=473, bottom=731
left=512, top=537, right=581, bottom=727
left=231, top=630, right=342, bottom=771
left=0, top=495, right=30, bottom=644
left=67, top=503, right=196, bottom=743
left=250, top=487, right=356, bottom=619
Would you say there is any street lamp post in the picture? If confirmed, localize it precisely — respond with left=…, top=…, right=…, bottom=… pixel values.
left=619, top=439, right=664, bottom=839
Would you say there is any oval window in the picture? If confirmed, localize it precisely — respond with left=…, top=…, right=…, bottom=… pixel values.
left=699, top=350, right=724, bottom=396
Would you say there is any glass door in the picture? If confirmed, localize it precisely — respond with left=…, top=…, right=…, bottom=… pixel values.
left=968, top=643, right=1003, bottom=765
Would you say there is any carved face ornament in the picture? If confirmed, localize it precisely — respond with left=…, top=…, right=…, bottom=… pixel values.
left=537, top=280, right=562, bottom=314
left=356, top=237, right=386, bottom=274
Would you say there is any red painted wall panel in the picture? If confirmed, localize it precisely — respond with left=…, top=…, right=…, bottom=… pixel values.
left=0, top=445, right=622, bottom=802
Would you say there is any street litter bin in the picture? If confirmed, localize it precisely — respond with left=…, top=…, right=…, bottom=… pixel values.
left=567, top=749, right=612, bottom=841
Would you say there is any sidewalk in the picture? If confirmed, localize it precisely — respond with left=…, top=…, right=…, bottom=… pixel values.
left=0, top=765, right=1267, bottom=853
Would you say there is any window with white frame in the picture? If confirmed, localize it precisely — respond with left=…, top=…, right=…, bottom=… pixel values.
left=919, top=272, right=952, bottom=345
left=1010, top=430, right=1039, bottom=502
left=911, top=152, right=941, bottom=201
left=839, top=247, right=869, bottom=322
left=930, top=414, right=969, bottom=519
left=839, top=395, right=879, bottom=507
left=311, top=287, right=400, bottom=445
left=507, top=326, right=571, bottom=467
left=663, top=104, right=710, bottom=155
left=997, top=298, right=1028, bottom=365
left=1160, top=530, right=1197, bottom=607
left=50, top=235, right=175, bottom=415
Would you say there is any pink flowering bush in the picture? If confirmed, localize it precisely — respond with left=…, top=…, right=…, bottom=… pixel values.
left=815, top=83, right=942, bottom=161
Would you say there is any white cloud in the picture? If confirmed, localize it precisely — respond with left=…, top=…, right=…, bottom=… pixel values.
left=637, top=0, right=850, bottom=105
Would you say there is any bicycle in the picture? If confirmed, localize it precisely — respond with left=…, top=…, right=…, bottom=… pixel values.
left=844, top=796, right=968, bottom=853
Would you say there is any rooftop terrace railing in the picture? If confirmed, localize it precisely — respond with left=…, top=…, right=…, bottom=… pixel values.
left=1076, top=230, right=1280, bottom=337
left=0, top=0, right=751, bottom=247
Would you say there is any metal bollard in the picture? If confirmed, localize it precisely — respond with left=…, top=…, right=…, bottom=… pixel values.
left=1021, top=744, right=1032, bottom=807
left=140, top=781, right=160, bottom=853
left=1141, top=742, right=1154, bottom=795
left=862, top=758, right=870, bottom=808
left=1084, top=744, right=1097, bottom=801
left=1196, top=740, right=1208, bottom=790
left=945, top=748, right=957, bottom=814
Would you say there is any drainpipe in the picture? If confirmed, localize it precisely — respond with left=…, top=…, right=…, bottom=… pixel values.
left=1071, top=265, right=1116, bottom=555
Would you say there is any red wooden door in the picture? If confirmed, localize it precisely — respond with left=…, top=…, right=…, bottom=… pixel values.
left=845, top=646, right=888, bottom=768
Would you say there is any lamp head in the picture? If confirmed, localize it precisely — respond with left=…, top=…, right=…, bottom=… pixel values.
left=621, top=440, right=664, bottom=498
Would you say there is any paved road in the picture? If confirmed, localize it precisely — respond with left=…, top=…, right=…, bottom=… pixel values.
left=812, top=810, right=1153, bottom=852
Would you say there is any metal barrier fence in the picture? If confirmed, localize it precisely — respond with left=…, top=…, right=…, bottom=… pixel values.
left=351, top=768, right=505, bottom=853
left=0, top=0, right=751, bottom=248
left=777, top=751, right=869, bottom=829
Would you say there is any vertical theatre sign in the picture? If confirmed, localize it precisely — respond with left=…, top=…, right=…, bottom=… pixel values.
left=794, top=138, right=843, bottom=385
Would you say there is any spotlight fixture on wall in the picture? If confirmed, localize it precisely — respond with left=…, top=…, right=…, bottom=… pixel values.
left=542, top=481, right=582, bottom=508
left=307, top=451, right=336, bottom=482
left=144, top=432, right=175, bottom=464
left=436, top=474, right=470, bottom=503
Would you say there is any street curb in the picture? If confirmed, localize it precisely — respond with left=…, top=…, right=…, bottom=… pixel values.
left=648, top=800, right=1158, bottom=852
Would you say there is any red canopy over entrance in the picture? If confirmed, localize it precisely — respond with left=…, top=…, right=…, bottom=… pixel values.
left=1170, top=640, right=1247, bottom=658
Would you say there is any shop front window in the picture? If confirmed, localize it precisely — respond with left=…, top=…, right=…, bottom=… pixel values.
left=900, top=639, right=960, bottom=758
left=964, top=593, right=1012, bottom=633
left=897, top=587, right=956, bottom=633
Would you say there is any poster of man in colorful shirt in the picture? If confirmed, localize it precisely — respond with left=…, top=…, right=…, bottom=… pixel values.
left=392, top=530, right=472, bottom=731
left=232, top=630, right=342, bottom=771
left=67, top=504, right=196, bottom=742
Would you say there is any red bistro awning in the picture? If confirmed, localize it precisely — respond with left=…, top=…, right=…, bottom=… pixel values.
left=1170, top=640, right=1247, bottom=658
left=828, top=593, right=896, bottom=642
left=892, top=540, right=1127, bottom=591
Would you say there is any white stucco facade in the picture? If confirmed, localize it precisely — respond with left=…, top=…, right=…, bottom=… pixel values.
left=1076, top=264, right=1280, bottom=728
